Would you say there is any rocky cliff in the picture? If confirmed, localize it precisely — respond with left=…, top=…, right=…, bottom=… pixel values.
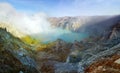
left=0, top=28, right=39, bottom=73
left=49, top=15, right=120, bottom=36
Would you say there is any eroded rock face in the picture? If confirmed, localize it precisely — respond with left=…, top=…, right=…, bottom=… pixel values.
left=36, top=39, right=73, bottom=73
left=49, top=16, right=120, bottom=35
left=108, top=22, right=120, bottom=39
left=0, top=28, right=39, bottom=73
left=85, top=54, right=120, bottom=73
left=54, top=62, right=78, bottom=73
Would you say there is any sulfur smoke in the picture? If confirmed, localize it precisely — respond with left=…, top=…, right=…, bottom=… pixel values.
left=0, top=3, right=52, bottom=35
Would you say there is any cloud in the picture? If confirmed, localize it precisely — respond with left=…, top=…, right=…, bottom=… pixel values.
left=0, top=2, right=51, bottom=35
left=70, top=0, right=120, bottom=16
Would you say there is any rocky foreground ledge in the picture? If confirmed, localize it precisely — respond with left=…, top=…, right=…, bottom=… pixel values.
left=0, top=28, right=39, bottom=73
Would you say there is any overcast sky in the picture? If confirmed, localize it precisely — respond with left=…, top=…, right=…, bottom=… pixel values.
left=0, top=0, right=120, bottom=17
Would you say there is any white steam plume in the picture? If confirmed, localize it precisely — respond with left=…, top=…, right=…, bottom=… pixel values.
left=0, top=2, right=51, bottom=35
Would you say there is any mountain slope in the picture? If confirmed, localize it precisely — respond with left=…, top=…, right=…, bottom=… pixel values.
left=0, top=28, right=39, bottom=73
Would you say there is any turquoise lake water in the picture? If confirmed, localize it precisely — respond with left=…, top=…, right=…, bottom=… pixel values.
left=40, top=33, right=88, bottom=43
left=35, top=28, right=89, bottom=43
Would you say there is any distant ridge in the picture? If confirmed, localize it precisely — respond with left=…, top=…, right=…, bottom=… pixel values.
left=49, top=15, right=120, bottom=36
